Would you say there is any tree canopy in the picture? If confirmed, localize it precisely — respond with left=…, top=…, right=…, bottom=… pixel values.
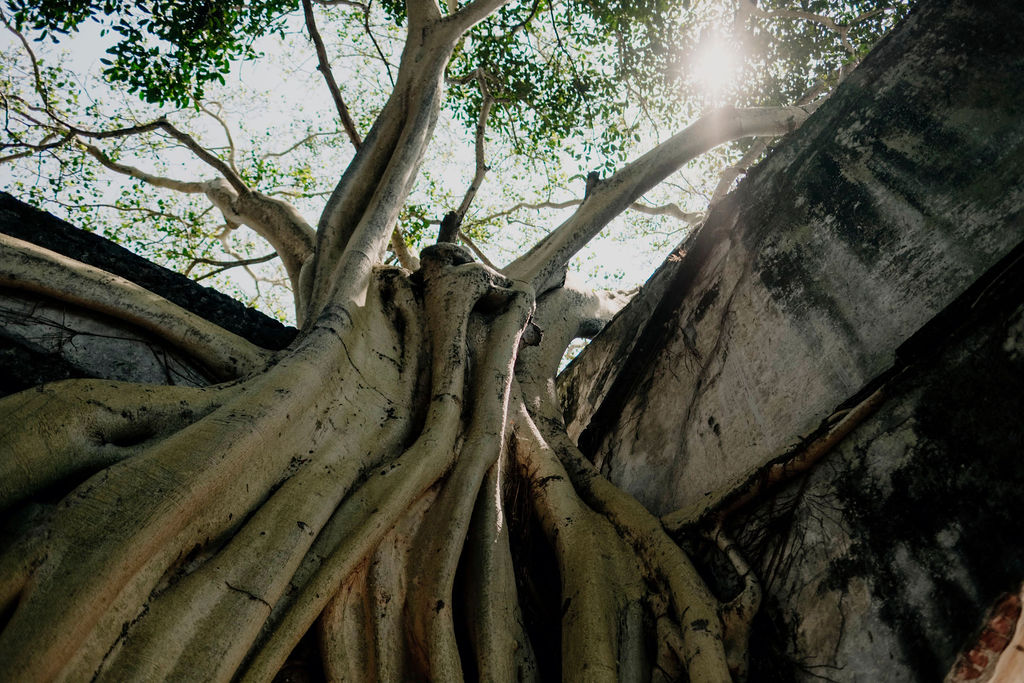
left=2, top=0, right=908, bottom=319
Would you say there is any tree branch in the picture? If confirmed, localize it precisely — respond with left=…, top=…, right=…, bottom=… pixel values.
left=261, top=131, right=340, bottom=159
left=4, top=15, right=235, bottom=189
left=454, top=72, right=495, bottom=222
left=406, top=0, right=443, bottom=30
left=389, top=225, right=420, bottom=270
left=740, top=0, right=889, bottom=55
left=152, top=120, right=249, bottom=193
left=81, top=142, right=206, bottom=194
left=363, top=0, right=397, bottom=87
left=302, top=0, right=364, bottom=149
left=0, top=131, right=73, bottom=163
left=444, top=0, right=514, bottom=36
left=79, top=138, right=312, bottom=319
left=38, top=111, right=249, bottom=194
left=309, top=16, right=459, bottom=313
left=474, top=197, right=701, bottom=230
left=456, top=230, right=496, bottom=269
left=628, top=200, right=704, bottom=223
left=0, top=10, right=50, bottom=108
left=202, top=179, right=315, bottom=306
left=187, top=252, right=279, bottom=281
left=708, top=74, right=831, bottom=208
left=505, top=104, right=821, bottom=291
left=314, top=0, right=369, bottom=8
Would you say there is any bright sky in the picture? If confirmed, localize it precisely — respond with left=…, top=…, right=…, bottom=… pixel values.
left=0, top=6, right=744, bottom=323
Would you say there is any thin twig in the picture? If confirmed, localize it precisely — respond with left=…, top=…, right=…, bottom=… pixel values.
left=199, top=103, right=240, bottom=173
left=3, top=31, right=248, bottom=194
left=302, top=0, right=363, bottom=149
left=741, top=0, right=889, bottom=55
left=261, top=131, right=340, bottom=159
left=189, top=252, right=279, bottom=280
left=475, top=197, right=701, bottom=226
left=363, top=0, right=396, bottom=86
left=457, top=230, right=497, bottom=269
left=454, top=71, right=495, bottom=221
left=81, top=142, right=206, bottom=193
left=314, top=0, right=368, bottom=8
left=507, top=0, right=541, bottom=36
left=0, top=131, right=73, bottom=162
left=1, top=10, right=49, bottom=107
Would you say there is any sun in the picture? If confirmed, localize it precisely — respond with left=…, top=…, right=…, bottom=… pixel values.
left=690, top=31, right=742, bottom=104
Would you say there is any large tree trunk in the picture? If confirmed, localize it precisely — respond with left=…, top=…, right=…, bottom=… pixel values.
left=1, top=1, right=1022, bottom=681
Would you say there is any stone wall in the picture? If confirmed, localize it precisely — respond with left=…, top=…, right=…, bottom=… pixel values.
left=560, top=0, right=1024, bottom=516
left=559, top=0, right=1024, bottom=678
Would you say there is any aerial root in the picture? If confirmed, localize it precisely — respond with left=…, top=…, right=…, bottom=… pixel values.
left=462, top=457, right=538, bottom=681
left=514, top=278, right=732, bottom=676
left=544, top=423, right=731, bottom=681
left=511, top=372, right=734, bottom=682
left=405, top=292, right=532, bottom=680
left=652, top=614, right=688, bottom=682
left=318, top=492, right=436, bottom=681
left=317, top=562, right=378, bottom=681
left=556, top=432, right=732, bottom=682
left=710, top=524, right=762, bottom=681
left=241, top=257, right=534, bottom=681
left=0, top=326, right=409, bottom=683
left=0, top=379, right=231, bottom=511
left=89, top=390, right=415, bottom=682
left=512, top=402, right=647, bottom=681
left=22, top=268, right=428, bottom=682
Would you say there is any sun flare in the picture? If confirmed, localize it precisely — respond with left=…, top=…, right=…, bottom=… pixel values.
left=691, top=32, right=741, bottom=103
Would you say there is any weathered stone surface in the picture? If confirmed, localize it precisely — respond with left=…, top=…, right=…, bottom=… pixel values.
left=739, top=245, right=1024, bottom=680
left=559, top=0, right=1024, bottom=679
left=0, top=291, right=210, bottom=395
left=561, top=0, right=1024, bottom=515
left=0, top=193, right=299, bottom=397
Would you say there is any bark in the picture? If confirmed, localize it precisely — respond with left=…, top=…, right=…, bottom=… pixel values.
left=1, top=0, right=1021, bottom=681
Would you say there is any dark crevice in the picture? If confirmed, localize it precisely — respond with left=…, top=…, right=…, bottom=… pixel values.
left=505, top=456, right=562, bottom=681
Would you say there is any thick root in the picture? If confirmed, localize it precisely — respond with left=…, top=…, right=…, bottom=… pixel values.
left=512, top=404, right=648, bottom=681
left=0, top=269, right=421, bottom=681
left=0, top=250, right=761, bottom=682
left=0, top=379, right=230, bottom=511
left=461, top=459, right=539, bottom=681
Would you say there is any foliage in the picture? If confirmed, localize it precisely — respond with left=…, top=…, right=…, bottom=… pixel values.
left=1, top=0, right=912, bottom=321
left=6, top=0, right=295, bottom=107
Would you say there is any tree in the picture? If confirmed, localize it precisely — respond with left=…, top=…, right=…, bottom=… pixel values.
left=1, top=0, right=1014, bottom=680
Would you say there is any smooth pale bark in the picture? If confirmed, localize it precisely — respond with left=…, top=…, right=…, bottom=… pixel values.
left=0, top=21, right=809, bottom=683
left=202, top=179, right=316, bottom=307
left=82, top=137, right=315, bottom=315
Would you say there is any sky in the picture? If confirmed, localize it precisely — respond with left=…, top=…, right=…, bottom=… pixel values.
left=0, top=4, right=744, bottom=323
